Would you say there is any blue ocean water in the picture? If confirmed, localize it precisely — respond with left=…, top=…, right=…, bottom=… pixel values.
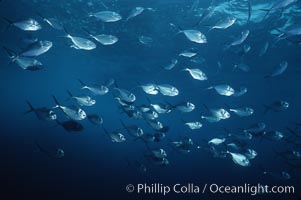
left=0, top=0, right=301, bottom=199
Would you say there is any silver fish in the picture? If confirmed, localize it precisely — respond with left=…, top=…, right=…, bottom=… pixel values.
left=185, top=121, right=202, bottom=130
left=182, top=68, right=207, bottom=80
left=66, top=90, right=96, bottom=107
left=164, top=59, right=178, bottom=70
left=3, top=47, right=43, bottom=71
left=25, top=101, right=56, bottom=121
left=229, top=107, right=254, bottom=117
left=208, top=16, right=237, bottom=31
left=226, top=30, right=250, bottom=49
left=21, top=40, right=52, bottom=57
left=102, top=127, right=126, bottom=143
left=207, top=84, right=235, bottom=96
left=265, top=61, right=288, bottom=78
left=78, top=79, right=109, bottom=95
left=156, top=84, right=179, bottom=96
left=3, top=17, right=42, bottom=31
left=89, top=11, right=122, bottom=22
left=52, top=96, right=86, bottom=121
left=227, top=151, right=250, bottom=167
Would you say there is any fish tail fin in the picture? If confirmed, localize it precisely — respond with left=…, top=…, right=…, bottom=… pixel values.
left=113, top=80, right=119, bottom=88
left=259, top=9, right=271, bottom=20
left=77, top=79, right=86, bottom=87
left=66, top=90, right=73, bottom=98
left=61, top=26, right=70, bottom=37
left=180, top=68, right=189, bottom=72
left=202, top=104, right=210, bottom=112
left=164, top=101, right=174, bottom=108
left=52, top=95, right=60, bottom=106
left=2, top=46, right=16, bottom=59
left=145, top=96, right=151, bottom=104
left=119, top=119, right=127, bottom=129
left=35, top=12, right=45, bottom=19
left=82, top=27, right=91, bottom=36
left=1, top=17, right=13, bottom=29
left=104, top=78, right=115, bottom=88
left=24, top=100, right=34, bottom=114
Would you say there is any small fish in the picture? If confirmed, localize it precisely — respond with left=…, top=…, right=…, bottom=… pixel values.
left=84, top=29, right=118, bottom=45
left=171, top=102, right=195, bottom=113
left=35, top=143, right=64, bottom=159
left=201, top=116, right=221, bottom=123
left=63, top=28, right=96, bottom=50
left=179, top=48, right=198, bottom=58
left=149, top=103, right=172, bottom=114
left=228, top=106, right=254, bottom=117
left=142, top=110, right=158, bottom=120
left=89, top=11, right=122, bottom=22
left=233, top=63, right=250, bottom=72
left=171, top=24, right=207, bottom=44
left=52, top=96, right=86, bottom=121
left=20, top=40, right=53, bottom=57
left=66, top=90, right=96, bottom=106
left=184, top=121, right=202, bottom=130
left=227, top=151, right=250, bottom=167
left=151, top=149, right=167, bottom=159
left=163, top=59, right=178, bottom=70
left=25, top=101, right=56, bottom=121
left=126, top=7, right=145, bottom=21
left=265, top=61, right=288, bottom=78
left=208, top=138, right=226, bottom=145
left=120, top=120, right=144, bottom=138
left=156, top=84, right=179, bottom=96
left=181, top=29, right=207, bottom=43
left=138, top=36, right=154, bottom=46
left=244, top=122, right=266, bottom=134
left=139, top=83, right=158, bottom=95
left=207, top=84, right=235, bottom=96
left=113, top=87, right=136, bottom=104
left=87, top=114, right=103, bottom=125
left=102, top=126, right=126, bottom=143
left=264, top=131, right=284, bottom=141
left=147, top=120, right=165, bottom=131
left=276, top=26, right=301, bottom=42
left=225, top=30, right=250, bottom=49
left=190, top=55, right=206, bottom=64
left=3, top=47, right=43, bottom=71
left=244, top=149, right=257, bottom=159
left=56, top=120, right=84, bottom=132
left=78, top=79, right=109, bottom=95
left=264, top=100, right=289, bottom=114
left=211, top=108, right=231, bottom=120
left=182, top=68, right=207, bottom=81
left=208, top=16, right=237, bottom=31
left=2, top=17, right=42, bottom=31
left=36, top=12, right=63, bottom=30
left=233, top=87, right=247, bottom=97
left=170, top=138, right=194, bottom=154
left=259, top=42, right=269, bottom=57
